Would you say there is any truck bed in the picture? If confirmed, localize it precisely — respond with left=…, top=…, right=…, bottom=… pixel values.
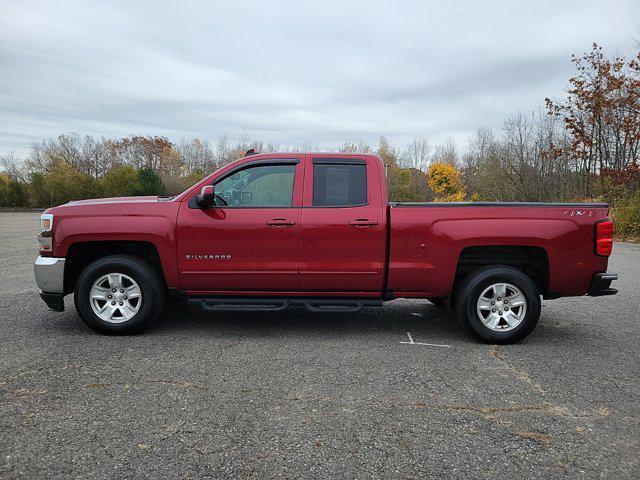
left=387, top=202, right=610, bottom=298
left=392, top=202, right=610, bottom=208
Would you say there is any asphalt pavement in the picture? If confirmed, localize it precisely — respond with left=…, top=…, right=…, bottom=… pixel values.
left=1, top=211, right=638, bottom=479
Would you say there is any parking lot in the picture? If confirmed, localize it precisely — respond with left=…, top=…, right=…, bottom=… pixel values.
left=1, top=211, right=638, bottom=479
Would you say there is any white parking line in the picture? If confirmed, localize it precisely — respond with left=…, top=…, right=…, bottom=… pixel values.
left=399, top=332, right=451, bottom=348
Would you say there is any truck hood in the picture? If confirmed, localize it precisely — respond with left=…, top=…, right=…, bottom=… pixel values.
left=66, top=196, right=160, bottom=205
left=45, top=195, right=179, bottom=218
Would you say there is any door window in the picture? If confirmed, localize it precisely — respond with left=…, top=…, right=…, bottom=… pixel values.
left=215, top=164, right=295, bottom=207
left=313, top=163, right=367, bottom=207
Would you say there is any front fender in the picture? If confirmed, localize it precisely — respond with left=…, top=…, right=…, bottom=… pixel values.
left=53, top=214, right=180, bottom=288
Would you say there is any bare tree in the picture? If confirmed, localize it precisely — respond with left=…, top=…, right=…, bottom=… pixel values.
left=432, top=138, right=459, bottom=166
left=0, top=152, right=28, bottom=182
left=401, top=138, right=431, bottom=171
left=176, top=138, right=215, bottom=174
left=80, top=135, right=111, bottom=177
left=339, top=141, right=371, bottom=153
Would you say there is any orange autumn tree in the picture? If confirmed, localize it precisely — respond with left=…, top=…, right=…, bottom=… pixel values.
left=545, top=43, right=640, bottom=196
left=427, top=162, right=465, bottom=201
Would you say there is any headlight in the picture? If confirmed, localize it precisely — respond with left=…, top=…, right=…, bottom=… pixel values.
left=38, top=213, right=53, bottom=251
left=40, top=213, right=53, bottom=232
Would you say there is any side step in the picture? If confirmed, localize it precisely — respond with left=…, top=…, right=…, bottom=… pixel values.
left=200, top=298, right=290, bottom=312
left=194, top=297, right=382, bottom=313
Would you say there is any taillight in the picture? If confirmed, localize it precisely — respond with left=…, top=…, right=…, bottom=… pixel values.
left=595, top=219, right=614, bottom=256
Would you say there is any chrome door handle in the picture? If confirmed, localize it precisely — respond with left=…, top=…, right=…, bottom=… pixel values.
left=349, top=219, right=378, bottom=227
left=266, top=218, right=296, bottom=226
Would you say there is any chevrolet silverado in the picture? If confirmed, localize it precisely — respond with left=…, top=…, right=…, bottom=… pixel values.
left=34, top=151, right=618, bottom=343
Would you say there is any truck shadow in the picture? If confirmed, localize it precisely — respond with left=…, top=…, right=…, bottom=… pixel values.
left=149, top=299, right=588, bottom=345
left=42, top=298, right=579, bottom=345
left=150, top=299, right=467, bottom=341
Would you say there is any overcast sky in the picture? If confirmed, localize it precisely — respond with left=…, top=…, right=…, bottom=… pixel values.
left=1, top=0, right=638, bottom=157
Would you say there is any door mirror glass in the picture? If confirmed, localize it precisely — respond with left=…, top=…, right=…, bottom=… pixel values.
left=195, top=185, right=216, bottom=208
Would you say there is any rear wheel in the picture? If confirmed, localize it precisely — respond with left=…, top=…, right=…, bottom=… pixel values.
left=74, top=255, right=164, bottom=335
left=455, top=266, right=541, bottom=344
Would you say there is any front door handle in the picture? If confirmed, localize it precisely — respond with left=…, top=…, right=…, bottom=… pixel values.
left=266, top=218, right=296, bottom=226
left=349, top=219, right=378, bottom=227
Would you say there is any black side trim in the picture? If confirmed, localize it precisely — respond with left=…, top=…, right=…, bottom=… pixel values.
left=313, top=158, right=367, bottom=165
left=214, top=158, right=299, bottom=184
left=188, top=198, right=297, bottom=209
left=382, top=205, right=392, bottom=293
left=391, top=202, right=610, bottom=208
left=40, top=292, right=65, bottom=312
left=588, top=272, right=619, bottom=296
left=191, top=296, right=383, bottom=313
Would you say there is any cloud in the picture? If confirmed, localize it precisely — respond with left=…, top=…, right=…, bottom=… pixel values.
left=1, top=0, right=638, bottom=156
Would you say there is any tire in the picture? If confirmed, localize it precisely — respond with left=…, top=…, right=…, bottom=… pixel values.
left=74, top=255, right=165, bottom=335
left=454, top=265, right=541, bottom=344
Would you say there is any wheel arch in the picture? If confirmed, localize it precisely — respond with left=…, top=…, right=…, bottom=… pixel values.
left=452, top=245, right=549, bottom=297
left=64, top=241, right=166, bottom=294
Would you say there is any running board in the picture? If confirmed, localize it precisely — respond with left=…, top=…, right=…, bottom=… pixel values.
left=194, top=297, right=382, bottom=313
left=200, top=298, right=290, bottom=312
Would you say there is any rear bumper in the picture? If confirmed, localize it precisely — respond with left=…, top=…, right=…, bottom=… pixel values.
left=588, top=272, right=618, bottom=297
left=34, top=256, right=66, bottom=311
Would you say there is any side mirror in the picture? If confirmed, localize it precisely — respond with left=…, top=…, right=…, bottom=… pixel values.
left=195, top=185, right=216, bottom=208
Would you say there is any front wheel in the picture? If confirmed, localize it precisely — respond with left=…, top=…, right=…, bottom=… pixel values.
left=74, top=255, right=165, bottom=335
left=454, top=266, right=541, bottom=344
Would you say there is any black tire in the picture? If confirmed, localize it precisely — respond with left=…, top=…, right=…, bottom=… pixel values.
left=74, top=255, right=165, bottom=335
left=454, top=265, right=541, bottom=344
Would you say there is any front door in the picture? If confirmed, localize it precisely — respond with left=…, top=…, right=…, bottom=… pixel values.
left=177, top=158, right=303, bottom=292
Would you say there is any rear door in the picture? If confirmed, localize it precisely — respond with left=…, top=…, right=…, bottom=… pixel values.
left=299, top=156, right=385, bottom=292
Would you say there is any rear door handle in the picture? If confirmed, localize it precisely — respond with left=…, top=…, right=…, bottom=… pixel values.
left=349, top=219, right=378, bottom=227
left=266, top=218, right=296, bottom=226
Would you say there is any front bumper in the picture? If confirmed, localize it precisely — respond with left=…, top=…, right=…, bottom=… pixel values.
left=34, top=256, right=66, bottom=311
left=588, top=272, right=618, bottom=297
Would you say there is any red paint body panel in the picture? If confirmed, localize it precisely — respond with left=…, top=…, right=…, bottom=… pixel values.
left=175, top=155, right=304, bottom=291
left=44, top=153, right=612, bottom=300
left=387, top=206, right=609, bottom=297
left=176, top=206, right=302, bottom=290
left=298, top=154, right=387, bottom=291
left=186, top=290, right=382, bottom=298
left=47, top=198, right=181, bottom=287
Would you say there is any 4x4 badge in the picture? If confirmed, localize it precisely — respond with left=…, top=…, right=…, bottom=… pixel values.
left=563, top=210, right=593, bottom=217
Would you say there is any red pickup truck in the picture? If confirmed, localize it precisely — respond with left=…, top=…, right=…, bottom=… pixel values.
left=34, top=151, right=617, bottom=343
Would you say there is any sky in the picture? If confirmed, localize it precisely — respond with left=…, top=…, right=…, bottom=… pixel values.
left=1, top=0, right=638, bottom=157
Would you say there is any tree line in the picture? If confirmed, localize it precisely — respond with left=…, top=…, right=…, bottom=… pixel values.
left=1, top=44, right=639, bottom=237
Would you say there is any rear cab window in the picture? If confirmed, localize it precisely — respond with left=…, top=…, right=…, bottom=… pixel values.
left=312, top=159, right=367, bottom=207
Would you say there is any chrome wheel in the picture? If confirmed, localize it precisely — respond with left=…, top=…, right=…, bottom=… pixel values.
left=90, top=273, right=142, bottom=324
left=476, top=282, right=527, bottom=332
